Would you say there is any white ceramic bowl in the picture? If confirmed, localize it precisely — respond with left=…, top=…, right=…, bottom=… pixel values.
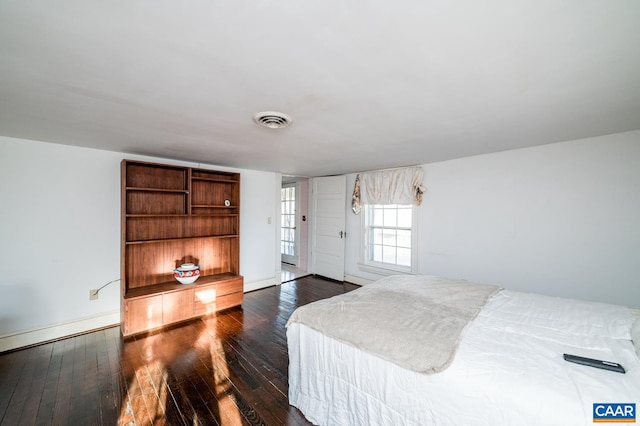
left=173, top=266, right=200, bottom=284
left=175, top=275, right=199, bottom=284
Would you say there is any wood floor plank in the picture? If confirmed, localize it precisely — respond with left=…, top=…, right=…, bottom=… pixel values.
left=95, top=329, right=118, bottom=425
left=33, top=339, right=65, bottom=426
left=0, top=350, right=26, bottom=422
left=67, top=333, right=90, bottom=426
left=17, top=343, right=53, bottom=426
left=82, top=331, right=101, bottom=425
left=50, top=337, right=76, bottom=426
left=3, top=343, right=52, bottom=425
left=105, top=326, right=126, bottom=425
left=0, top=275, right=358, bottom=425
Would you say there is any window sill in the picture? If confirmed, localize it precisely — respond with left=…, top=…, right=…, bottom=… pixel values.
left=357, top=262, right=416, bottom=277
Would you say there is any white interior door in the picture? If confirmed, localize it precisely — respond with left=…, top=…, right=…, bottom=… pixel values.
left=281, top=183, right=297, bottom=265
left=311, top=175, right=346, bottom=281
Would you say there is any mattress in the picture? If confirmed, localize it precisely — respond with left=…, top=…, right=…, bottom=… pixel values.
left=287, top=283, right=640, bottom=425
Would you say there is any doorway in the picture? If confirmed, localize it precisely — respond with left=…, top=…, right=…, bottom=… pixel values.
left=281, top=183, right=296, bottom=265
left=280, top=177, right=310, bottom=283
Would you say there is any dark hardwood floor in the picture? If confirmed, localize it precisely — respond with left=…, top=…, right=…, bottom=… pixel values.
left=0, top=276, right=359, bottom=426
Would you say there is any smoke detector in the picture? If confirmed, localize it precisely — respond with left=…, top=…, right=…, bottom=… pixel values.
left=253, top=111, right=293, bottom=129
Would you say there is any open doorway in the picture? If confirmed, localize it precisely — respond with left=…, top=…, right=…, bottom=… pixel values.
left=281, top=177, right=310, bottom=283
left=281, top=183, right=296, bottom=265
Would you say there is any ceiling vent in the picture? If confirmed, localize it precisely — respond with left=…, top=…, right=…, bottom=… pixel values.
left=253, top=111, right=292, bottom=129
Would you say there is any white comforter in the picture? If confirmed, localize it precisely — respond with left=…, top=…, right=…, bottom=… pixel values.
left=288, top=288, right=640, bottom=426
left=287, top=275, right=500, bottom=374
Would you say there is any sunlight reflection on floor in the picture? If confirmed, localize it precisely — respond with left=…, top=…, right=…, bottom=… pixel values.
left=119, top=311, right=244, bottom=425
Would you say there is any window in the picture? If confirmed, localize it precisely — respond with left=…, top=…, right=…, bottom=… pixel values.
left=281, top=184, right=296, bottom=262
left=362, top=204, right=417, bottom=273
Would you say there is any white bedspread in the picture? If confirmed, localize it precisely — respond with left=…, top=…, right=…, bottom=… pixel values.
left=288, top=286, right=639, bottom=425
left=287, top=275, right=500, bottom=374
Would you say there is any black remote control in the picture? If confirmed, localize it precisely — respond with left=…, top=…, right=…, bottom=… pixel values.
left=563, top=353, right=625, bottom=374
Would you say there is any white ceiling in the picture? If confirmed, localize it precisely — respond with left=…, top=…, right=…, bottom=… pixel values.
left=1, top=1, right=639, bottom=177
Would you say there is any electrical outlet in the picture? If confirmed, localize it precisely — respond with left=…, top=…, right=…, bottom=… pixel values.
left=89, top=289, right=99, bottom=300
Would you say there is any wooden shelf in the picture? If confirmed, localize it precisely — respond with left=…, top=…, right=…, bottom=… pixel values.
left=126, top=214, right=192, bottom=218
left=126, top=187, right=189, bottom=193
left=124, top=273, right=241, bottom=299
left=191, top=176, right=239, bottom=183
left=121, top=159, right=243, bottom=337
left=125, top=234, right=239, bottom=245
left=126, top=213, right=239, bottom=218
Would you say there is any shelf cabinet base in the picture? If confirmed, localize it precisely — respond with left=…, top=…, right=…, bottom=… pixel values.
left=122, top=274, right=243, bottom=337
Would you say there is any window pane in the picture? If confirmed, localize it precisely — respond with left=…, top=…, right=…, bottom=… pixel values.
left=372, top=207, right=384, bottom=226
left=382, top=229, right=396, bottom=246
left=283, top=242, right=293, bottom=255
left=397, top=208, right=412, bottom=227
left=382, top=246, right=396, bottom=264
left=282, top=241, right=294, bottom=255
left=373, top=245, right=383, bottom=262
left=397, top=230, right=411, bottom=248
left=397, top=248, right=411, bottom=266
left=383, top=208, right=397, bottom=227
left=373, top=228, right=384, bottom=244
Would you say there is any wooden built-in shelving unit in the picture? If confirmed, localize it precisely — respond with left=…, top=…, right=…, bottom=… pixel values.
left=121, top=160, right=243, bottom=336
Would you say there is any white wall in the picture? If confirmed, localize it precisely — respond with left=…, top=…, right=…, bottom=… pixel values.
left=239, top=170, right=280, bottom=291
left=2, top=130, right=638, bottom=351
left=0, top=136, right=279, bottom=351
left=345, top=130, right=640, bottom=308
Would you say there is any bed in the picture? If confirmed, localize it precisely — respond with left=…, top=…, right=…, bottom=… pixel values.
left=286, top=275, right=640, bottom=425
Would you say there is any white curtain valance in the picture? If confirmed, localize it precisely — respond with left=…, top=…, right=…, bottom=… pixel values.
left=352, top=167, right=425, bottom=213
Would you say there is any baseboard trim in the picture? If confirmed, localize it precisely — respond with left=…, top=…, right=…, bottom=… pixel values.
left=1, top=277, right=284, bottom=353
left=244, top=276, right=279, bottom=293
left=0, top=310, right=120, bottom=353
left=343, top=274, right=375, bottom=286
